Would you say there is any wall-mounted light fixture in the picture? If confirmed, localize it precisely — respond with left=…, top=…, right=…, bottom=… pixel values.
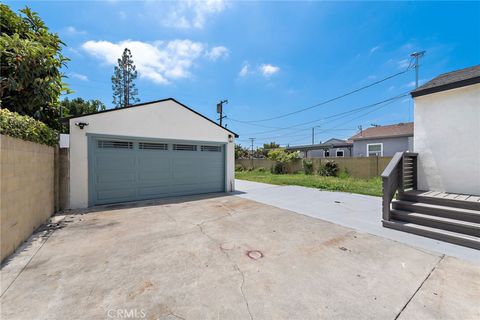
left=75, top=122, right=89, bottom=129
left=228, top=134, right=234, bottom=143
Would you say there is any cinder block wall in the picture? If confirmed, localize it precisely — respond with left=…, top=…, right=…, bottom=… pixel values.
left=1, top=135, right=55, bottom=262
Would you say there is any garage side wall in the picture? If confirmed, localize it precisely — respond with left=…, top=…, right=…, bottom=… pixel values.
left=69, top=100, right=235, bottom=209
left=414, top=84, right=480, bottom=195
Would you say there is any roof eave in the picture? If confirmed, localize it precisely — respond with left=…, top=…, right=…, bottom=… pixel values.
left=411, top=76, right=480, bottom=98
left=61, top=98, right=239, bottom=138
left=351, top=133, right=413, bottom=141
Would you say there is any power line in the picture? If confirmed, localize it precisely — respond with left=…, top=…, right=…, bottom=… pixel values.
left=235, top=92, right=409, bottom=138
left=227, top=66, right=413, bottom=123
left=278, top=95, right=401, bottom=145
left=247, top=94, right=404, bottom=146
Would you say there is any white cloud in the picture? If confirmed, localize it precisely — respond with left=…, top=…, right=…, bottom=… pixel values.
left=369, top=45, right=380, bottom=54
left=82, top=39, right=226, bottom=85
left=63, top=26, right=86, bottom=36
left=69, top=72, right=88, bottom=81
left=162, top=0, right=226, bottom=29
left=239, top=63, right=250, bottom=77
left=206, top=46, right=229, bottom=61
left=238, top=63, right=281, bottom=78
left=259, top=64, right=280, bottom=77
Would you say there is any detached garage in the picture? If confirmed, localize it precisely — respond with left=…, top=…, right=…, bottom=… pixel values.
left=68, top=98, right=238, bottom=209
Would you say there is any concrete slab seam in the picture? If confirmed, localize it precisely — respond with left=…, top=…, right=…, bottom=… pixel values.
left=394, top=254, right=446, bottom=320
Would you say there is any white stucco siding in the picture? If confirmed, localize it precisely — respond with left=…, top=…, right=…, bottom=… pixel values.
left=69, top=100, right=236, bottom=209
left=414, top=83, right=480, bottom=195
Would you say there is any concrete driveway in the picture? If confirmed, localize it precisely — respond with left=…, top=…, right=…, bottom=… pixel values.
left=1, top=193, right=479, bottom=319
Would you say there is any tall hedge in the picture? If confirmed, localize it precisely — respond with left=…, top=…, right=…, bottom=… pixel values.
left=0, top=108, right=58, bottom=146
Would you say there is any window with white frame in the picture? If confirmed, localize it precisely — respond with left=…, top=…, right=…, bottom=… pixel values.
left=336, top=150, right=344, bottom=157
left=367, top=143, right=383, bottom=157
left=324, top=149, right=330, bottom=157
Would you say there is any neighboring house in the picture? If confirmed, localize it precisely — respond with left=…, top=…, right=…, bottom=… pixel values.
left=286, top=138, right=353, bottom=158
left=68, top=98, right=238, bottom=209
left=350, top=122, right=413, bottom=157
left=412, top=64, right=480, bottom=195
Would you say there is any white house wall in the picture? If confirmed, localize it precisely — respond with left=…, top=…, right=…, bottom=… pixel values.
left=414, top=83, right=480, bottom=195
left=69, top=100, right=235, bottom=209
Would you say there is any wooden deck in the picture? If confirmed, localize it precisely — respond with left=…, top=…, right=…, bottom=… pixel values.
left=402, top=190, right=480, bottom=211
left=408, top=190, right=480, bottom=202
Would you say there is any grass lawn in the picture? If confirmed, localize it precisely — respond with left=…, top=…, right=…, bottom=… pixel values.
left=236, top=170, right=382, bottom=197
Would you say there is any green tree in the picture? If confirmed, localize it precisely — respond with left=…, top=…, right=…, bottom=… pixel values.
left=59, top=97, right=107, bottom=133
left=111, top=48, right=139, bottom=108
left=60, top=97, right=106, bottom=118
left=263, top=142, right=279, bottom=149
left=235, top=144, right=250, bottom=159
left=259, top=141, right=280, bottom=157
left=0, top=4, right=69, bottom=130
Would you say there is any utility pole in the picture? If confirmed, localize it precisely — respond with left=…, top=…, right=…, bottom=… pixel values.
left=249, top=137, right=255, bottom=169
left=312, top=126, right=320, bottom=145
left=410, top=51, right=426, bottom=88
left=217, top=99, right=228, bottom=126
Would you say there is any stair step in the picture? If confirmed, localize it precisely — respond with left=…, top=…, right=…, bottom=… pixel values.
left=390, top=209, right=480, bottom=237
left=399, top=191, right=480, bottom=211
left=392, top=200, right=480, bottom=223
left=383, top=220, right=480, bottom=250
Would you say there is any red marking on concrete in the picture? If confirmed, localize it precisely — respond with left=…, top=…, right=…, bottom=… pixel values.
left=246, top=250, right=264, bottom=260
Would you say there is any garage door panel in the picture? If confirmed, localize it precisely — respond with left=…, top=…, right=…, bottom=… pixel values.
left=137, top=170, right=171, bottom=182
left=96, top=155, right=135, bottom=170
left=137, top=154, right=170, bottom=166
left=97, top=188, right=137, bottom=201
left=90, top=138, right=225, bottom=205
left=96, top=172, right=136, bottom=184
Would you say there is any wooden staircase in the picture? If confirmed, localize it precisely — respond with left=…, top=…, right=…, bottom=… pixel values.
left=381, top=152, right=480, bottom=250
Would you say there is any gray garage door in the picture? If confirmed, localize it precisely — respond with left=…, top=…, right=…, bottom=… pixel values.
left=88, top=136, right=225, bottom=206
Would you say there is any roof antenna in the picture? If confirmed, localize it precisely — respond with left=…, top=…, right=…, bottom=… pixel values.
left=410, top=51, right=426, bottom=88
left=358, top=125, right=363, bottom=136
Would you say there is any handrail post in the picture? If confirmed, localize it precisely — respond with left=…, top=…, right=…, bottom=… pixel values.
left=382, top=176, right=391, bottom=221
left=412, top=155, right=418, bottom=190
left=398, top=153, right=405, bottom=197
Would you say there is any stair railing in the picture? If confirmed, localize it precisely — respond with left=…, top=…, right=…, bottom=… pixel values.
left=381, top=152, right=418, bottom=221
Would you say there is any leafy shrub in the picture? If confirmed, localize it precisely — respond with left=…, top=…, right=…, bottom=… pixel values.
left=267, top=148, right=300, bottom=174
left=318, top=160, right=339, bottom=177
left=303, top=159, right=314, bottom=175
left=267, top=148, right=300, bottom=162
left=271, top=162, right=287, bottom=174
left=337, top=169, right=350, bottom=179
left=235, top=164, right=245, bottom=172
left=0, top=109, right=57, bottom=146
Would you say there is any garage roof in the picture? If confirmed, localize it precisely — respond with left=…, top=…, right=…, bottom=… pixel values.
left=65, top=98, right=239, bottom=138
left=411, top=65, right=480, bottom=98
left=349, top=122, right=413, bottom=141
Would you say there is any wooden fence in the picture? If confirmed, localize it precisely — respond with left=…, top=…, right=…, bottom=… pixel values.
left=236, top=156, right=393, bottom=179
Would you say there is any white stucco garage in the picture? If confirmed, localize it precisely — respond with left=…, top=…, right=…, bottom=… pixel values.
left=68, top=98, right=238, bottom=209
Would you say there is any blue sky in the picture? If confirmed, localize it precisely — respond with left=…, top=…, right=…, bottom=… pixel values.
left=7, top=1, right=480, bottom=147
